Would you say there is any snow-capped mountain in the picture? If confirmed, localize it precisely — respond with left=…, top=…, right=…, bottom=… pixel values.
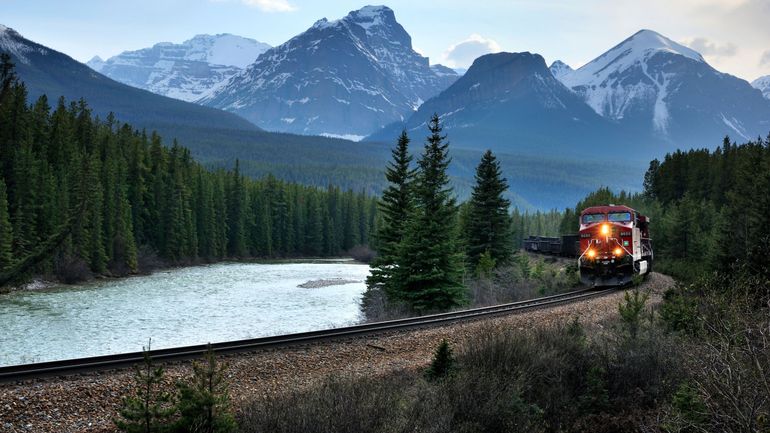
left=557, top=29, right=770, bottom=145
left=200, top=5, right=458, bottom=138
left=549, top=60, right=573, bottom=80
left=87, top=34, right=270, bottom=102
left=752, top=75, right=770, bottom=100
left=368, top=52, right=625, bottom=158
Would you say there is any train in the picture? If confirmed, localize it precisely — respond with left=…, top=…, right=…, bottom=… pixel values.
left=523, top=204, right=653, bottom=287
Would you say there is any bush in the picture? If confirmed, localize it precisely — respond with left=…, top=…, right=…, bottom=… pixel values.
left=54, top=253, right=92, bottom=284
left=618, top=289, right=650, bottom=340
left=348, top=245, right=376, bottom=263
left=425, top=339, right=457, bottom=381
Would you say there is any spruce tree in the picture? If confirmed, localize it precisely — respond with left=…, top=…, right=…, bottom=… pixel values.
left=464, top=150, right=512, bottom=271
left=394, top=115, right=465, bottom=311
left=174, top=348, right=236, bottom=433
left=0, top=179, right=13, bottom=272
left=366, top=130, right=414, bottom=298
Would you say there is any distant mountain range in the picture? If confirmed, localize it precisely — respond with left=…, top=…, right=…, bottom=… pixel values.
left=199, top=5, right=458, bottom=139
left=5, top=12, right=770, bottom=209
left=87, top=34, right=270, bottom=102
left=370, top=29, right=770, bottom=159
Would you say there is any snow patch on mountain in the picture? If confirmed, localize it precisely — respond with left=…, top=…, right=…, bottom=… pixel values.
left=200, top=5, right=457, bottom=136
left=558, top=29, right=706, bottom=131
left=751, top=75, right=770, bottom=100
left=0, top=24, right=48, bottom=65
left=87, top=34, right=270, bottom=102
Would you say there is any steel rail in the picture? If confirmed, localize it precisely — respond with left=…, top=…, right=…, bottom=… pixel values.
left=0, top=288, right=615, bottom=383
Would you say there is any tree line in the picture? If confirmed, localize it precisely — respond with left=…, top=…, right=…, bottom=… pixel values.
left=0, top=55, right=377, bottom=285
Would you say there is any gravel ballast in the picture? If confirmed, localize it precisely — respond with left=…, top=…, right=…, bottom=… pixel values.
left=0, top=273, right=673, bottom=433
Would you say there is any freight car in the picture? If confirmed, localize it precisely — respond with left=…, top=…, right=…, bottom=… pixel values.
left=523, top=205, right=653, bottom=287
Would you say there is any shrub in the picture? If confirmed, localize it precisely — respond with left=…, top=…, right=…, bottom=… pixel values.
left=54, top=253, right=92, bottom=284
left=115, top=340, right=175, bottom=433
left=425, top=339, right=457, bottom=382
left=618, top=289, right=650, bottom=340
left=348, top=244, right=376, bottom=263
left=173, top=348, right=236, bottom=433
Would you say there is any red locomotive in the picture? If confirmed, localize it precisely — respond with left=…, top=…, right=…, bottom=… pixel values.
left=578, top=205, right=653, bottom=287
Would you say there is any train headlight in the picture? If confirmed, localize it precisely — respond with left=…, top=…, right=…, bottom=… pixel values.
left=613, top=247, right=623, bottom=256
left=587, top=249, right=596, bottom=259
left=600, top=224, right=610, bottom=236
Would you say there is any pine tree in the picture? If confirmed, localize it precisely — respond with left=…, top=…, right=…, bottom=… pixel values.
left=366, top=131, right=415, bottom=297
left=174, top=348, right=236, bottom=433
left=0, top=179, right=13, bottom=272
left=394, top=115, right=465, bottom=311
left=115, top=341, right=175, bottom=433
left=464, top=150, right=512, bottom=271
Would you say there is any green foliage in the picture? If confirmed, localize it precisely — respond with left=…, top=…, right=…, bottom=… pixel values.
left=474, top=250, right=496, bottom=278
left=510, top=207, right=563, bottom=248
left=579, top=366, right=609, bottom=413
left=393, top=114, right=466, bottom=311
left=173, top=348, right=236, bottom=433
left=425, top=339, right=457, bottom=382
left=618, top=289, right=650, bottom=340
left=0, top=179, right=12, bottom=272
left=464, top=150, right=512, bottom=269
left=667, top=382, right=707, bottom=431
left=115, top=341, right=175, bottom=433
left=660, top=287, right=700, bottom=335
left=366, top=130, right=414, bottom=299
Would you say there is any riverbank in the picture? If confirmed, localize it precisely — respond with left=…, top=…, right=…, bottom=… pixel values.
left=0, top=256, right=365, bottom=295
left=0, top=273, right=673, bottom=433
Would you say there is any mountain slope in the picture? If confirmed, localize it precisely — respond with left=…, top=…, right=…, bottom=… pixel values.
left=200, top=5, right=457, bottom=137
left=87, top=34, right=270, bottom=102
left=752, top=75, right=770, bottom=100
left=368, top=51, right=627, bottom=158
left=0, top=24, right=258, bottom=137
left=558, top=29, right=770, bottom=145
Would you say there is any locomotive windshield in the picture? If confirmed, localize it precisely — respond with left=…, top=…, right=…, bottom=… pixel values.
left=582, top=214, right=606, bottom=224
left=608, top=212, right=632, bottom=222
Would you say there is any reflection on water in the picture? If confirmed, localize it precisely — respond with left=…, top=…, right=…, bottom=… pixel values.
left=0, top=261, right=369, bottom=366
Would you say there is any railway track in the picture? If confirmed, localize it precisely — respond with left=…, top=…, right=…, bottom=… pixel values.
left=0, top=287, right=615, bottom=383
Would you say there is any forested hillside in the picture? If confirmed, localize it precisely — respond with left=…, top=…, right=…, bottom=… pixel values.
left=0, top=56, right=376, bottom=285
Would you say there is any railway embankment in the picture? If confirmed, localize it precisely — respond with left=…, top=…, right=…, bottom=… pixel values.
left=0, top=273, right=673, bottom=433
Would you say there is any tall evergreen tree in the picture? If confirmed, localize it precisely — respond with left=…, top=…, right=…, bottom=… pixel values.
left=366, top=131, right=415, bottom=297
left=0, top=179, right=13, bottom=272
left=394, top=115, right=465, bottom=311
left=464, top=150, right=512, bottom=271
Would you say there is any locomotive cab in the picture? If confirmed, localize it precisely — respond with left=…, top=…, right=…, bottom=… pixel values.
left=578, top=204, right=653, bottom=287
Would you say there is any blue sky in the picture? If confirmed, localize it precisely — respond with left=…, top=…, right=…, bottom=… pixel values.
left=3, top=0, right=770, bottom=80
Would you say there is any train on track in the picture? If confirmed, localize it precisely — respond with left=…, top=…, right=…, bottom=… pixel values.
left=524, top=204, right=653, bottom=287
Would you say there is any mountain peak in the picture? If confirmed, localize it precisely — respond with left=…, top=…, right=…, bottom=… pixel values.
left=624, top=29, right=704, bottom=62
left=549, top=60, right=573, bottom=80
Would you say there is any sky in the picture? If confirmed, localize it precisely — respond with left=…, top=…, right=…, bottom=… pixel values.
left=2, top=0, right=770, bottom=81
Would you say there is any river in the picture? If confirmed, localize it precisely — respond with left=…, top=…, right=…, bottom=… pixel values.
left=0, top=261, right=369, bottom=367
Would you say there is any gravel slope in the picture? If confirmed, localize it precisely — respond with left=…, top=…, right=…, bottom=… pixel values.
left=0, top=273, right=673, bottom=433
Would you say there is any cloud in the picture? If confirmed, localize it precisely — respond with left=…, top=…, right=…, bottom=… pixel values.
left=232, top=0, right=297, bottom=12
left=685, top=37, right=738, bottom=57
left=761, top=50, right=770, bottom=66
left=442, top=34, right=502, bottom=68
